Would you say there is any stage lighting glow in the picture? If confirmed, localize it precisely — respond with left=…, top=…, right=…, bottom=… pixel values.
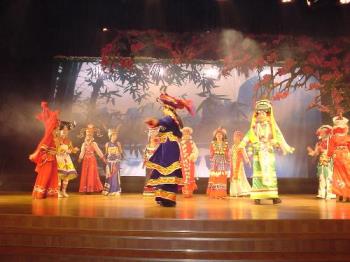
left=203, top=67, right=219, bottom=79
left=306, top=0, right=320, bottom=6
left=159, top=67, right=165, bottom=77
left=281, top=0, right=293, bottom=3
left=340, top=0, right=350, bottom=4
left=102, top=27, right=108, bottom=32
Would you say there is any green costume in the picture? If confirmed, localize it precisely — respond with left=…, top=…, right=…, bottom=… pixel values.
left=239, top=100, right=294, bottom=201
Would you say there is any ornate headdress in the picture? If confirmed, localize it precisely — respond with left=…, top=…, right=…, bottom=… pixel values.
left=78, top=124, right=103, bottom=138
left=108, top=125, right=121, bottom=139
left=316, top=125, right=332, bottom=137
left=147, top=126, right=159, bottom=137
left=213, top=126, right=227, bottom=140
left=255, top=99, right=272, bottom=112
left=59, top=120, right=76, bottom=131
left=233, top=130, right=243, bottom=139
left=332, top=116, right=349, bottom=128
left=250, top=99, right=277, bottom=140
left=246, top=99, right=294, bottom=154
left=332, top=116, right=349, bottom=135
left=157, top=93, right=195, bottom=116
left=181, top=126, right=193, bottom=135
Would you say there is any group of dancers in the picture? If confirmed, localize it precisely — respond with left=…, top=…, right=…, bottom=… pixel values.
left=29, top=102, right=123, bottom=199
left=29, top=94, right=350, bottom=208
left=307, top=114, right=350, bottom=201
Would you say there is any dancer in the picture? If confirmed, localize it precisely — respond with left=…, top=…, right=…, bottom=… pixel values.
left=307, top=125, right=336, bottom=199
left=145, top=93, right=194, bottom=207
left=328, top=115, right=350, bottom=202
left=207, top=127, right=230, bottom=199
left=78, top=124, right=105, bottom=193
left=56, top=121, right=79, bottom=198
left=143, top=127, right=160, bottom=196
left=102, top=127, right=123, bottom=196
left=29, top=102, right=59, bottom=199
left=180, top=127, right=199, bottom=198
left=239, top=100, right=294, bottom=205
left=229, top=131, right=251, bottom=197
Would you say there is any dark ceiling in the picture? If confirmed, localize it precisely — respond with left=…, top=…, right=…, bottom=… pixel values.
left=1, top=0, right=350, bottom=62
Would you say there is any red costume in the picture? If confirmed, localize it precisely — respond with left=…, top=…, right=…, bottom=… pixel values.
left=180, top=127, right=199, bottom=198
left=328, top=117, right=350, bottom=199
left=29, top=102, right=59, bottom=199
left=78, top=124, right=104, bottom=193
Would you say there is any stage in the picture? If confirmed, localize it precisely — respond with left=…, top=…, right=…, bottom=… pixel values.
left=0, top=193, right=349, bottom=220
left=0, top=193, right=350, bottom=261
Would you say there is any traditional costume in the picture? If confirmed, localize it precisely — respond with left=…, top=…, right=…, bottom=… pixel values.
left=207, top=127, right=230, bottom=199
left=229, top=131, right=251, bottom=197
left=143, top=127, right=159, bottom=196
left=307, top=125, right=335, bottom=199
left=239, top=99, right=294, bottom=204
left=102, top=127, right=123, bottom=196
left=29, top=102, right=59, bottom=199
left=145, top=93, right=194, bottom=207
left=328, top=116, right=350, bottom=201
left=56, top=121, right=78, bottom=197
left=180, top=127, right=199, bottom=198
left=78, top=124, right=104, bottom=193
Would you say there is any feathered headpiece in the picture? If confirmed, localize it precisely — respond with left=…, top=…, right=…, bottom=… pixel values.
left=157, top=93, right=195, bottom=116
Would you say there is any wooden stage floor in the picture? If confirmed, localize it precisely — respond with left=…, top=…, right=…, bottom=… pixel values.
left=0, top=193, right=349, bottom=220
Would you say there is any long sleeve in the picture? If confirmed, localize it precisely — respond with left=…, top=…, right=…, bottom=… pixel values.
left=190, top=141, right=199, bottom=162
left=224, top=142, right=230, bottom=162
left=274, top=124, right=294, bottom=154
left=239, top=129, right=252, bottom=149
left=327, top=136, right=335, bottom=158
left=93, top=142, right=104, bottom=159
left=78, top=142, right=86, bottom=160
left=209, top=143, right=214, bottom=159
left=242, top=147, right=250, bottom=163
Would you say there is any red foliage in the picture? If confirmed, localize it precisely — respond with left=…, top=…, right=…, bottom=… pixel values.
left=322, top=57, right=340, bottom=70
left=253, top=57, right=265, bottom=68
left=272, top=91, right=289, bottom=101
left=307, top=53, right=324, bottom=67
left=119, top=57, right=133, bottom=69
left=318, top=104, right=331, bottom=113
left=302, top=66, right=314, bottom=75
left=131, top=42, right=145, bottom=53
left=260, top=74, right=272, bottom=85
left=278, top=58, right=296, bottom=76
left=332, top=89, right=343, bottom=106
left=100, top=30, right=350, bottom=115
left=154, top=38, right=172, bottom=50
left=308, top=82, right=322, bottom=90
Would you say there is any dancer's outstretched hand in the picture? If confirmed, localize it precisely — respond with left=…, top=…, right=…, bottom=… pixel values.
left=145, top=118, right=158, bottom=127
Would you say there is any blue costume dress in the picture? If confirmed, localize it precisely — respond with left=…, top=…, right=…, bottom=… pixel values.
left=102, top=141, right=122, bottom=195
left=145, top=116, right=183, bottom=206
